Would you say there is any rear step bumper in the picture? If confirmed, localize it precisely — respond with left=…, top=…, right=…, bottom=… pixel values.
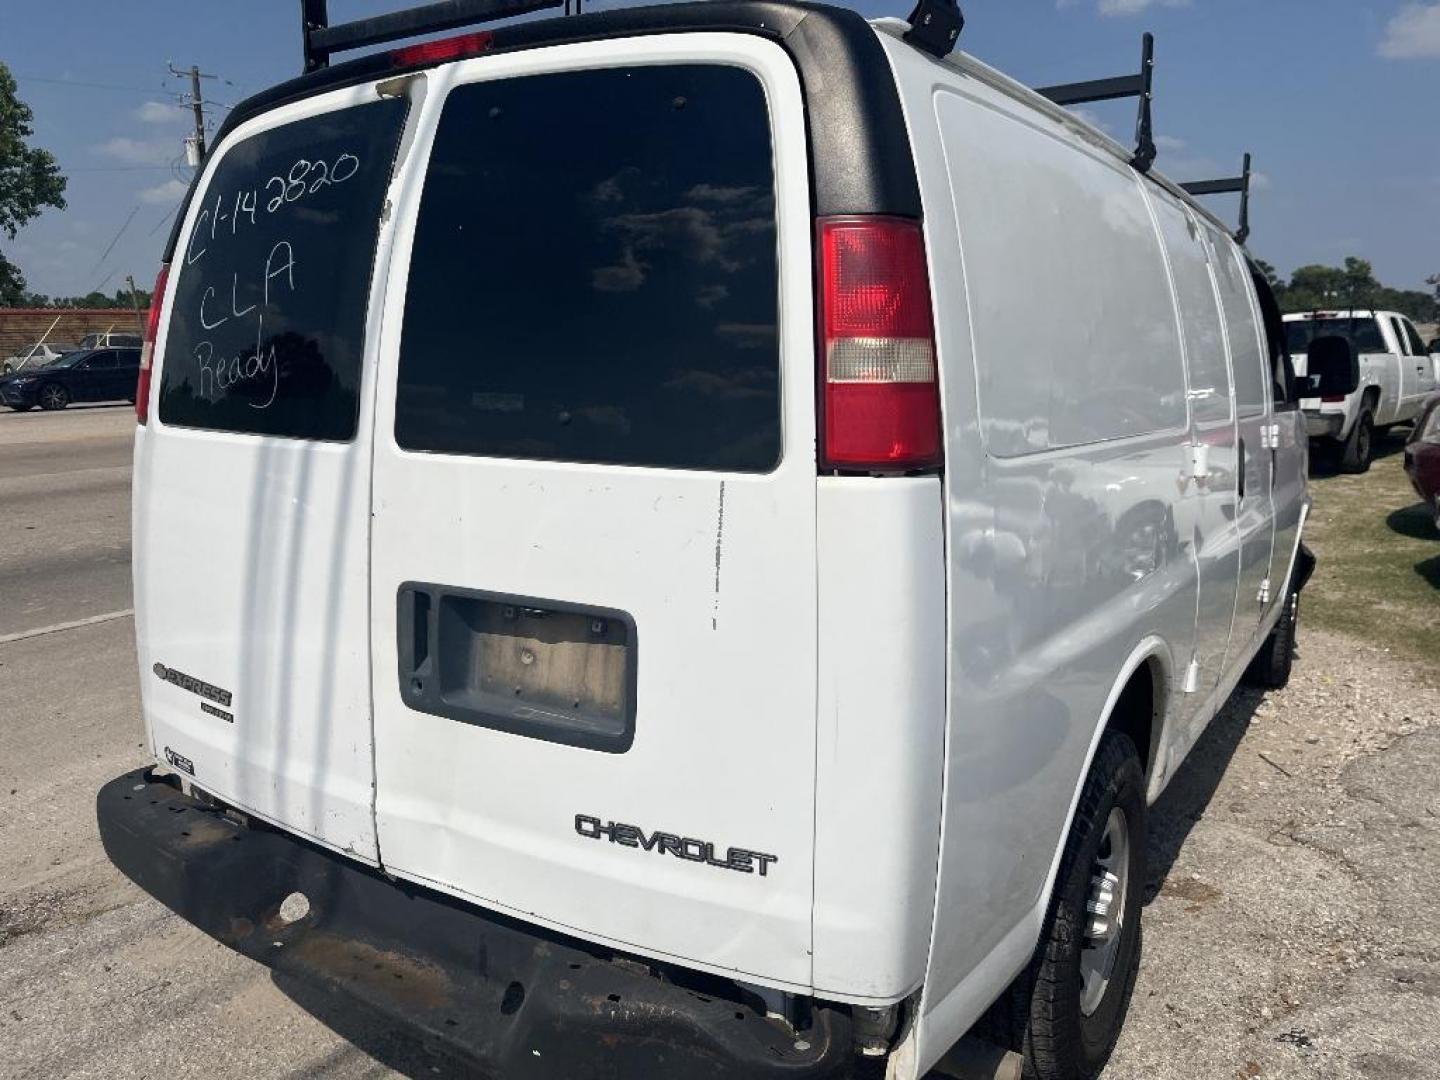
left=97, top=769, right=852, bottom=1079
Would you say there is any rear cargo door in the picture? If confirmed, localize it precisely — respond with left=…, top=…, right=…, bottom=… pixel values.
left=368, top=38, right=820, bottom=988
left=135, top=89, right=412, bottom=861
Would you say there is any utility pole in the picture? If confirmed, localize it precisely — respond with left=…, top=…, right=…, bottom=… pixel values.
left=168, top=62, right=218, bottom=162
left=126, top=275, right=145, bottom=335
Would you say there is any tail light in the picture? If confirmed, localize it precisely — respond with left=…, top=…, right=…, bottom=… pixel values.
left=817, top=216, right=941, bottom=471
left=136, top=263, right=168, bottom=425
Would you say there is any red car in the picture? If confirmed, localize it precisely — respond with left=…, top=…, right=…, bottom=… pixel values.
left=1405, top=393, right=1440, bottom=533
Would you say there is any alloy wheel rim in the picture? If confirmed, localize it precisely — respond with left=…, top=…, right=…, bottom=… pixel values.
left=42, top=386, right=64, bottom=408
left=1079, top=807, right=1130, bottom=1017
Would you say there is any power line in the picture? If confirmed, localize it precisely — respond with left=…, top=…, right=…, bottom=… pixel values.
left=86, top=204, right=140, bottom=283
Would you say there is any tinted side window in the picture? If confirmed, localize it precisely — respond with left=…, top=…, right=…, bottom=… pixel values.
left=1389, top=317, right=1410, bottom=355
left=1403, top=320, right=1428, bottom=357
left=89, top=352, right=117, bottom=370
left=158, top=99, right=408, bottom=440
left=1206, top=228, right=1267, bottom=417
left=395, top=65, right=780, bottom=472
left=1249, top=266, right=1293, bottom=406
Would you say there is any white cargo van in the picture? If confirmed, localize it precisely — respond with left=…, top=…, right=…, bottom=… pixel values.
left=100, top=2, right=1357, bottom=1078
left=1285, top=309, right=1438, bottom=472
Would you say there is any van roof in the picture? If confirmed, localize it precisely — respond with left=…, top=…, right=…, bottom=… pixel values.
left=867, top=18, right=1240, bottom=244
left=162, top=1, right=921, bottom=262
left=164, top=0, right=1245, bottom=265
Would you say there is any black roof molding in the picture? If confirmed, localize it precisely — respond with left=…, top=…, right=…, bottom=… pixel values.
left=1181, top=152, right=1253, bottom=244
left=1037, top=32, right=1156, bottom=173
left=163, top=1, right=922, bottom=262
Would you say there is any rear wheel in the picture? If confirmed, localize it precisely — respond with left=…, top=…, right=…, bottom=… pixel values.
left=1243, top=588, right=1298, bottom=690
left=1340, top=408, right=1374, bottom=474
left=38, top=383, right=70, bottom=411
left=986, top=732, right=1146, bottom=1080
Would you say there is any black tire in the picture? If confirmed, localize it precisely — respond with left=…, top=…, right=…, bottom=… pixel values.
left=1243, top=589, right=1298, bottom=690
left=1339, top=408, right=1374, bottom=474
left=983, top=732, right=1146, bottom=1080
left=37, top=383, right=70, bottom=411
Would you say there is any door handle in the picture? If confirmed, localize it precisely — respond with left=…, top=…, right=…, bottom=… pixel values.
left=1237, top=437, right=1246, bottom=500
left=397, top=586, right=433, bottom=690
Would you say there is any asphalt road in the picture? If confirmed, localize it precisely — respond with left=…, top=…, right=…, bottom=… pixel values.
left=1, top=406, right=1437, bottom=1080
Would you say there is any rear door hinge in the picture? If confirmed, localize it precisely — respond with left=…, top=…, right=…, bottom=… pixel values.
left=1182, top=657, right=1201, bottom=694
left=1261, top=422, right=1280, bottom=450
left=1258, top=577, right=1271, bottom=605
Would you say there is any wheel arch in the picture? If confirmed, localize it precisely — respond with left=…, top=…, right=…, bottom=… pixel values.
left=1035, top=638, right=1171, bottom=928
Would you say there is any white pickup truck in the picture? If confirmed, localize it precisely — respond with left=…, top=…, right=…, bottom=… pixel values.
left=1285, top=310, right=1439, bottom=472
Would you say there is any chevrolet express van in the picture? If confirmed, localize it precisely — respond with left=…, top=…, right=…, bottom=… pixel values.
left=99, top=2, right=1357, bottom=1077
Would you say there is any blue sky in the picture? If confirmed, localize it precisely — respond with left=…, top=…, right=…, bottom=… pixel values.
left=4, top=0, right=1438, bottom=299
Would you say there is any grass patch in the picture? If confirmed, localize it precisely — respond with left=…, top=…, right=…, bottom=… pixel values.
left=1304, top=427, right=1440, bottom=684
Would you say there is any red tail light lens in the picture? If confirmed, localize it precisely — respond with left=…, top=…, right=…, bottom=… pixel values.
left=818, top=217, right=941, bottom=471
left=136, top=264, right=168, bottom=425
left=391, top=31, right=494, bottom=67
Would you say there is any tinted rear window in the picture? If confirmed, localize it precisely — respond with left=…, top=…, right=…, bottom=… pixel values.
left=394, top=65, right=781, bottom=472
left=1285, top=317, right=1386, bottom=355
left=158, top=99, right=407, bottom=439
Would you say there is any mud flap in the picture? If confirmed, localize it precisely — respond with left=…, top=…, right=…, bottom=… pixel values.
left=97, top=769, right=852, bottom=1079
left=1293, top=542, right=1316, bottom=594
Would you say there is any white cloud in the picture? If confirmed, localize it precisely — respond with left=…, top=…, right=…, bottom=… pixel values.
left=138, top=178, right=188, bottom=205
left=1378, top=3, right=1440, bottom=58
left=135, top=100, right=181, bottom=124
left=1155, top=134, right=1187, bottom=152
left=96, top=135, right=178, bottom=166
left=1096, top=0, right=1189, bottom=15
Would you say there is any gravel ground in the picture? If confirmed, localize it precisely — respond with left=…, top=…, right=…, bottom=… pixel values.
left=1105, top=627, right=1440, bottom=1080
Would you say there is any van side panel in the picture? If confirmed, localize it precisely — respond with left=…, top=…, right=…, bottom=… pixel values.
left=811, top=476, right=946, bottom=1001
left=876, top=37, right=1199, bottom=1074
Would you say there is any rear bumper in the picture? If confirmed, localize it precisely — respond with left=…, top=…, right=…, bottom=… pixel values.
left=97, top=769, right=852, bottom=1079
left=1304, top=410, right=1344, bottom=439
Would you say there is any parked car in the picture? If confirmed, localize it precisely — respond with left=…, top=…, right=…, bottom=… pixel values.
left=1405, top=394, right=1440, bottom=532
left=1284, top=310, right=1438, bottom=472
left=0, top=347, right=141, bottom=411
left=97, top=5, right=1358, bottom=1080
left=2, top=341, right=80, bottom=376
left=79, top=331, right=143, bottom=350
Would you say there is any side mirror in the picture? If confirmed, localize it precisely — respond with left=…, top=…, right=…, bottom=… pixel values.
left=1303, top=335, right=1359, bottom=398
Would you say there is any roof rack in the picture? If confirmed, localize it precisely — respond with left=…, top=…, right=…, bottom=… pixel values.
left=904, top=0, right=965, bottom=59
left=300, top=0, right=565, bottom=72
left=1180, top=152, right=1252, bottom=245
left=1037, top=32, right=1156, bottom=173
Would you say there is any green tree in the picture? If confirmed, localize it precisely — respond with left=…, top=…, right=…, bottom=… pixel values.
left=0, top=62, right=67, bottom=306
